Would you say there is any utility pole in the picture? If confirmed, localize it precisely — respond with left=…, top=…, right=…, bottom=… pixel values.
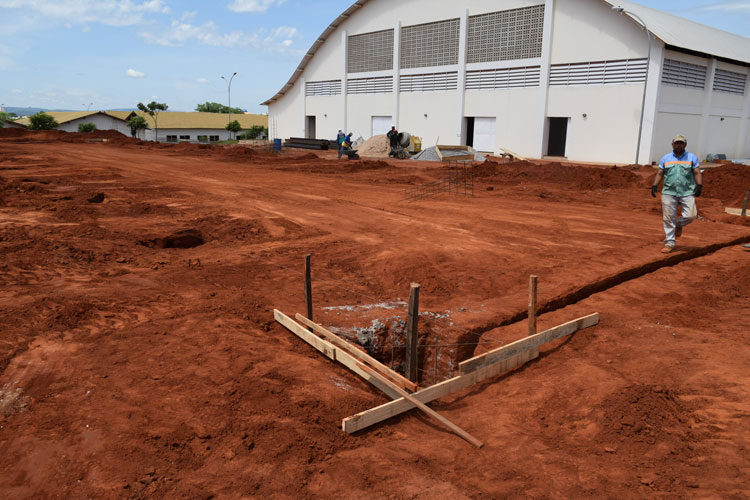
left=221, top=72, right=237, bottom=139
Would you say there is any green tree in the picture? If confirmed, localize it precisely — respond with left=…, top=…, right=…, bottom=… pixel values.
left=29, top=112, right=59, bottom=130
left=78, top=122, right=96, bottom=132
left=126, top=115, right=149, bottom=139
left=137, top=101, right=168, bottom=141
left=225, top=119, right=242, bottom=139
left=246, top=125, right=268, bottom=139
left=0, top=111, right=10, bottom=127
left=196, top=101, right=244, bottom=114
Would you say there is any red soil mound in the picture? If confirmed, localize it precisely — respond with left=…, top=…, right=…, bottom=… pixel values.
left=474, top=161, right=642, bottom=190
left=702, top=164, right=750, bottom=206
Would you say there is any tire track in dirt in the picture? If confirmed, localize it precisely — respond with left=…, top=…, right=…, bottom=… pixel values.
left=457, top=232, right=750, bottom=360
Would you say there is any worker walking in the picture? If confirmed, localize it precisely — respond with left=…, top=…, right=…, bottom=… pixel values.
left=336, top=129, right=345, bottom=153
left=651, top=134, right=703, bottom=254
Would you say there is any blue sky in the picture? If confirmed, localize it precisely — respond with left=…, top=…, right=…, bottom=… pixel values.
left=1, top=0, right=749, bottom=114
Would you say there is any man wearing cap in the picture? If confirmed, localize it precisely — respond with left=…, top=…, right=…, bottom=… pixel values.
left=651, top=134, right=703, bottom=253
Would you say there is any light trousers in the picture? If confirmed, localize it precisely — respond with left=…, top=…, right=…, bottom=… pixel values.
left=662, top=194, right=697, bottom=247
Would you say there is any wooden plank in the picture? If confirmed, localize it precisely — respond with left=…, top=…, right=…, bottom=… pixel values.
left=459, top=313, right=599, bottom=375
left=498, top=147, right=527, bottom=161
left=725, top=207, right=749, bottom=217
left=274, top=310, right=402, bottom=400
left=295, top=314, right=418, bottom=392
left=343, top=348, right=537, bottom=433
left=742, top=190, right=749, bottom=216
left=274, top=309, right=335, bottom=360
left=405, top=283, right=420, bottom=383
left=359, top=365, right=483, bottom=448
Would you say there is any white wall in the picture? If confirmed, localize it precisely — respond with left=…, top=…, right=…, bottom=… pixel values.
left=399, top=91, right=457, bottom=147
left=547, top=84, right=644, bottom=163
left=550, top=0, right=649, bottom=63
left=58, top=114, right=130, bottom=136
left=268, top=82, right=304, bottom=140
left=144, top=128, right=236, bottom=142
left=346, top=93, right=393, bottom=139
left=654, top=49, right=750, bottom=160
left=653, top=112, right=702, bottom=159
left=465, top=87, right=539, bottom=157
left=305, top=96, right=344, bottom=140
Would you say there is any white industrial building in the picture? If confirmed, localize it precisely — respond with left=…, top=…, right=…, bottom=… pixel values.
left=263, top=0, right=750, bottom=164
left=15, top=111, right=132, bottom=135
left=17, top=111, right=268, bottom=142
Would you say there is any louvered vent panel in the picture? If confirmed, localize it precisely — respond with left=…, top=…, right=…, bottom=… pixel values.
left=550, top=59, right=647, bottom=86
left=305, top=80, right=342, bottom=96
left=346, top=76, right=394, bottom=95
left=661, top=59, right=707, bottom=89
left=713, top=69, right=747, bottom=95
left=400, top=72, right=459, bottom=92
left=467, top=5, right=545, bottom=64
left=400, top=19, right=460, bottom=69
left=347, top=29, right=394, bottom=74
left=465, top=66, right=541, bottom=90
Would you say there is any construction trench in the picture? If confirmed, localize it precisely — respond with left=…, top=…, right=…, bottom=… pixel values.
left=1, top=128, right=749, bottom=498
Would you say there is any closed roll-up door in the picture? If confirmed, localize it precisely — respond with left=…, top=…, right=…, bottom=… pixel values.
left=473, top=117, right=496, bottom=152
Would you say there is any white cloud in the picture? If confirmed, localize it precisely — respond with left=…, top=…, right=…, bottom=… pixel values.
left=196, top=77, right=210, bottom=84
left=702, top=1, right=750, bottom=11
left=126, top=68, right=146, bottom=78
left=227, top=0, right=286, bottom=13
left=0, top=0, right=170, bottom=26
left=140, top=20, right=301, bottom=52
left=11, top=88, right=23, bottom=94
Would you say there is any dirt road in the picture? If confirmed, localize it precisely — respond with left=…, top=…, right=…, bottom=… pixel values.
left=1, top=130, right=749, bottom=499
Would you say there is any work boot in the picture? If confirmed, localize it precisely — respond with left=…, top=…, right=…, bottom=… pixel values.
left=675, top=225, right=682, bottom=237
left=661, top=245, right=674, bottom=254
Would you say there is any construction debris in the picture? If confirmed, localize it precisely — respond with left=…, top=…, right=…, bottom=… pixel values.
left=413, top=146, right=485, bottom=162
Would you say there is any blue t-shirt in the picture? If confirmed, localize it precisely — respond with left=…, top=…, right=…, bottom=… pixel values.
left=659, top=151, right=700, bottom=197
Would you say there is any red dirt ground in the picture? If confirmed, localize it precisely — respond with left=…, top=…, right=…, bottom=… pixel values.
left=1, top=128, right=749, bottom=499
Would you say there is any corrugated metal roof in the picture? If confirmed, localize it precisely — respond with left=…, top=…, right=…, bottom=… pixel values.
left=133, top=111, right=267, bottom=130
left=16, top=111, right=127, bottom=126
left=16, top=111, right=267, bottom=130
left=262, top=0, right=750, bottom=106
left=603, top=0, right=750, bottom=64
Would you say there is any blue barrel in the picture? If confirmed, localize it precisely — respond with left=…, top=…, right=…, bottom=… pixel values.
left=273, top=138, right=282, bottom=151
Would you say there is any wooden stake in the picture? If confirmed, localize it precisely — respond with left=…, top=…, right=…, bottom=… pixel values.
left=304, top=254, right=313, bottom=331
left=528, top=275, right=538, bottom=337
left=405, top=283, right=420, bottom=383
left=434, top=336, right=439, bottom=385
left=742, top=190, right=749, bottom=217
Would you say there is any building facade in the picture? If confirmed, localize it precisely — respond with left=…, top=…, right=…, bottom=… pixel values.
left=16, top=111, right=268, bottom=143
left=263, top=0, right=750, bottom=163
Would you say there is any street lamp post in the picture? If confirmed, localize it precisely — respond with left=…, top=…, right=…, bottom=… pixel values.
left=612, top=6, right=652, bottom=165
left=221, top=72, right=237, bottom=139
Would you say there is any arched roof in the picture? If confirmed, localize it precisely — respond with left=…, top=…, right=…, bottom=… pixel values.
left=262, top=0, right=750, bottom=106
left=261, top=0, right=371, bottom=105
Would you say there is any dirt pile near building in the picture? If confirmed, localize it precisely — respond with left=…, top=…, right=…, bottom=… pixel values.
left=702, top=163, right=750, bottom=206
left=356, top=135, right=390, bottom=158
left=474, top=160, right=642, bottom=190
